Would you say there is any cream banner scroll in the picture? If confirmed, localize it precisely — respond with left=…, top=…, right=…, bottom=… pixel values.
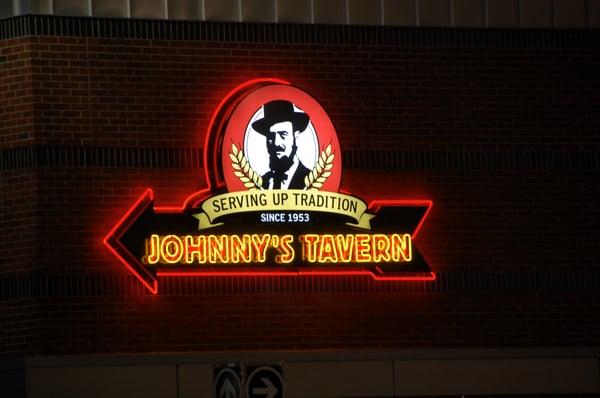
left=193, top=189, right=375, bottom=230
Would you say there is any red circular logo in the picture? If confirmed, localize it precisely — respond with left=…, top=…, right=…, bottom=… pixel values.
left=220, top=84, right=342, bottom=193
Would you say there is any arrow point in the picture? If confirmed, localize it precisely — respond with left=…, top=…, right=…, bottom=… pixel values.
left=104, top=188, right=158, bottom=294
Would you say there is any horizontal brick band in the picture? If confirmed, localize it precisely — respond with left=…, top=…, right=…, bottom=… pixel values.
left=1, top=15, right=600, bottom=48
left=1, top=271, right=599, bottom=299
left=0, top=146, right=203, bottom=170
left=1, top=145, right=599, bottom=171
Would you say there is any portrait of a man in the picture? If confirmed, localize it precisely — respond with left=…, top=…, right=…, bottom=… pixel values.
left=251, top=100, right=312, bottom=189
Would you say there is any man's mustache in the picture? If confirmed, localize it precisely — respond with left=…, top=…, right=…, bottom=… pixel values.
left=268, top=145, right=285, bottom=154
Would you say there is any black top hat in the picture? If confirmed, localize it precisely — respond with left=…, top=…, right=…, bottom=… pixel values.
left=252, top=100, right=310, bottom=135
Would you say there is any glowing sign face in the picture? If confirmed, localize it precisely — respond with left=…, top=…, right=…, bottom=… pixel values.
left=104, top=79, right=434, bottom=294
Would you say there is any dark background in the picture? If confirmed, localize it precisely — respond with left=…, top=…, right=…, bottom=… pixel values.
left=1, top=16, right=599, bottom=355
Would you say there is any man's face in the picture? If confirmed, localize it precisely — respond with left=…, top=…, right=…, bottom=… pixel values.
left=266, top=121, right=296, bottom=159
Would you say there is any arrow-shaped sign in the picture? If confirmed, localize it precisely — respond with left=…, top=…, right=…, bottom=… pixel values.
left=104, top=188, right=435, bottom=294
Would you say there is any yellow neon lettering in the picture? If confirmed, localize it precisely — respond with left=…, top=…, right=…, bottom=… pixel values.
left=144, top=234, right=160, bottom=264
left=296, top=234, right=412, bottom=264
left=335, top=234, right=354, bottom=262
left=230, top=234, right=252, bottom=263
left=372, top=234, right=391, bottom=262
left=161, top=235, right=184, bottom=264
left=143, top=233, right=413, bottom=265
left=275, top=234, right=294, bottom=264
left=208, top=235, right=229, bottom=263
left=185, top=235, right=207, bottom=263
left=391, top=233, right=412, bottom=261
left=318, top=234, right=338, bottom=263
left=354, top=234, right=371, bottom=262
left=250, top=234, right=271, bottom=262
left=299, top=234, right=319, bottom=262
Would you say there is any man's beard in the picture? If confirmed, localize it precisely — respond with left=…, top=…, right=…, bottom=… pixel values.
left=267, top=142, right=298, bottom=187
left=269, top=143, right=297, bottom=174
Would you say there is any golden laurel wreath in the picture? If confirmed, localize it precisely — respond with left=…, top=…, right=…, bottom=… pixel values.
left=230, top=143, right=263, bottom=190
left=229, top=143, right=334, bottom=191
left=304, top=144, right=334, bottom=191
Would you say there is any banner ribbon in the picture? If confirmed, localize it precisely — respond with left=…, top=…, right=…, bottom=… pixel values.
left=193, top=189, right=375, bottom=230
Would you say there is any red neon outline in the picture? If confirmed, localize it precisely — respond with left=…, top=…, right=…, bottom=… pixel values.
left=152, top=188, right=212, bottom=213
left=203, top=78, right=290, bottom=189
left=103, top=188, right=158, bottom=294
left=368, top=199, right=433, bottom=239
left=156, top=270, right=436, bottom=281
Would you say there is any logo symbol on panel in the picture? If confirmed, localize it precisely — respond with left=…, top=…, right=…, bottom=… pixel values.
left=221, top=84, right=341, bottom=193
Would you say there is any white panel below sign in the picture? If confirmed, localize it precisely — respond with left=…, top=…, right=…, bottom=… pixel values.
left=26, top=365, right=177, bottom=398
left=392, top=358, right=600, bottom=395
left=285, top=361, right=394, bottom=398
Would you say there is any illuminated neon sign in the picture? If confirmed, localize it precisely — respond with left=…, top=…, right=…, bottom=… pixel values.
left=104, top=78, right=434, bottom=293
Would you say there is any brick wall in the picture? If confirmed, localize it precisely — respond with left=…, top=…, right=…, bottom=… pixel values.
left=0, top=36, right=39, bottom=355
left=1, top=16, right=599, bottom=356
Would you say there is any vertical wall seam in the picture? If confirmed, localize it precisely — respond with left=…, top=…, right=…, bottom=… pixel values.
left=345, top=0, right=349, bottom=24
left=484, top=0, right=488, bottom=27
left=175, top=363, right=180, bottom=398
left=415, top=0, right=420, bottom=26
left=391, top=360, right=396, bottom=395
